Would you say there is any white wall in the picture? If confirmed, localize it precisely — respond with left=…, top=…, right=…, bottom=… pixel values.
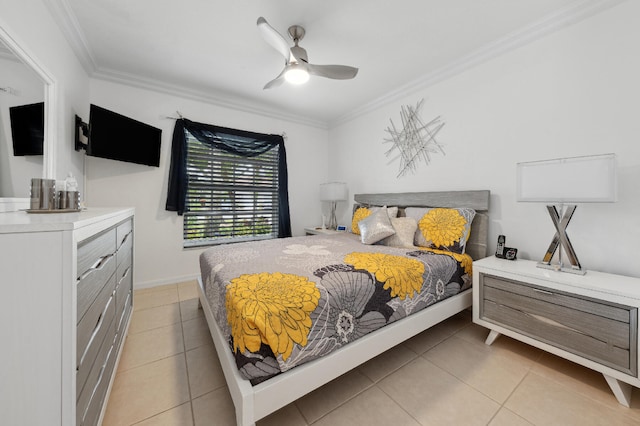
left=0, top=56, right=44, bottom=197
left=86, top=79, right=329, bottom=288
left=0, top=0, right=88, bottom=194
left=329, top=1, right=640, bottom=277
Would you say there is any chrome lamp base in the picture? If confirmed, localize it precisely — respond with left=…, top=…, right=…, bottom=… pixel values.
left=537, top=204, right=586, bottom=275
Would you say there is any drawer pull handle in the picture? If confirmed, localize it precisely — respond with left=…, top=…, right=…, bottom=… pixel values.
left=118, top=266, right=131, bottom=285
left=120, top=231, right=131, bottom=248
left=78, top=253, right=114, bottom=281
left=79, top=295, right=114, bottom=369
left=82, top=344, right=114, bottom=425
left=532, top=288, right=554, bottom=296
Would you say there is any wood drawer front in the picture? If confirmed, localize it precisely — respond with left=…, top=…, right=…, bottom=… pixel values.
left=77, top=229, right=117, bottom=322
left=78, top=229, right=116, bottom=282
left=482, top=275, right=630, bottom=322
left=116, top=291, right=133, bottom=333
left=480, top=274, right=638, bottom=375
left=116, top=225, right=133, bottom=268
left=76, top=273, right=116, bottom=395
left=116, top=219, right=132, bottom=248
left=115, top=266, right=132, bottom=330
left=76, top=317, right=117, bottom=426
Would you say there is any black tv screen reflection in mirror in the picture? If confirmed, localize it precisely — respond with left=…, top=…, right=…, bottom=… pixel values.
left=9, top=102, right=44, bottom=156
left=88, top=104, right=161, bottom=167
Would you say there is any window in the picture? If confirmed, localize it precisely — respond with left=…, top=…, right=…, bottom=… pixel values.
left=183, top=130, right=280, bottom=247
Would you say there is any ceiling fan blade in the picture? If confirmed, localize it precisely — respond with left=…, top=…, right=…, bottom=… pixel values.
left=263, top=68, right=286, bottom=90
left=257, top=17, right=294, bottom=62
left=306, top=64, right=359, bottom=80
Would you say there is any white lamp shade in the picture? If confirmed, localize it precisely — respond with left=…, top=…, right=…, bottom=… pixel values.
left=320, top=182, right=348, bottom=201
left=516, top=153, right=617, bottom=203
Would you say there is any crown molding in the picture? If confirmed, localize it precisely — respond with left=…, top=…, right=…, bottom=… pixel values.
left=48, top=0, right=624, bottom=130
left=45, top=0, right=97, bottom=73
left=330, top=0, right=627, bottom=128
left=0, top=44, right=21, bottom=62
left=92, top=67, right=328, bottom=129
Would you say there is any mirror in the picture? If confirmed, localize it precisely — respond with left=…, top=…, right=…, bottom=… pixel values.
left=0, top=23, right=57, bottom=211
left=0, top=40, right=44, bottom=197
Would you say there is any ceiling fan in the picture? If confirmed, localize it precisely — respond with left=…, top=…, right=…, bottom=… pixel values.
left=257, top=17, right=359, bottom=89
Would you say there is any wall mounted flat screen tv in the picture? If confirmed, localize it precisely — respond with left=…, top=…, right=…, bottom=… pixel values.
left=9, top=102, right=44, bottom=156
left=88, top=104, right=161, bottom=167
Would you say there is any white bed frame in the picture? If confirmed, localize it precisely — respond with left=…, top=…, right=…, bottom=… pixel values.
left=197, top=190, right=490, bottom=426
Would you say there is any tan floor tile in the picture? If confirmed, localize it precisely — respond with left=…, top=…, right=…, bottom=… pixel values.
left=183, top=315, right=214, bottom=351
left=186, top=343, right=226, bottom=398
left=192, top=387, right=237, bottom=426
left=180, top=298, right=204, bottom=322
left=295, top=369, right=374, bottom=423
left=531, top=352, right=640, bottom=421
left=378, top=357, right=500, bottom=425
left=505, top=372, right=639, bottom=426
left=256, top=403, right=307, bottom=426
left=357, top=343, right=418, bottom=383
left=424, top=335, right=530, bottom=403
left=134, top=402, right=194, bottom=426
left=488, top=408, right=533, bottom=426
left=118, top=323, right=184, bottom=372
left=312, top=386, right=421, bottom=426
left=103, top=355, right=190, bottom=426
left=134, top=285, right=180, bottom=311
left=129, top=302, right=181, bottom=335
left=178, top=280, right=200, bottom=301
left=403, top=310, right=472, bottom=354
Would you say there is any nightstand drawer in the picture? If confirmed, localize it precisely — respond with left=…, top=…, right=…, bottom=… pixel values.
left=479, top=273, right=638, bottom=375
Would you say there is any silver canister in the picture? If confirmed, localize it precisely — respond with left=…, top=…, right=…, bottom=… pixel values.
left=58, top=190, right=80, bottom=210
left=30, top=178, right=56, bottom=210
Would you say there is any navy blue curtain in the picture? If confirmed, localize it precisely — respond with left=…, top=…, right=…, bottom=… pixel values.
left=165, top=118, right=291, bottom=238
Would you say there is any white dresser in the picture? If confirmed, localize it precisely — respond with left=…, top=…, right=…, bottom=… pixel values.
left=0, top=208, right=134, bottom=426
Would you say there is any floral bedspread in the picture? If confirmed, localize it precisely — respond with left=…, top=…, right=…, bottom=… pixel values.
left=199, top=232, right=472, bottom=384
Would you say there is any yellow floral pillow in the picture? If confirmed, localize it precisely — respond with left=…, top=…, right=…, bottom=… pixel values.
left=405, top=207, right=476, bottom=254
left=351, top=207, right=371, bottom=235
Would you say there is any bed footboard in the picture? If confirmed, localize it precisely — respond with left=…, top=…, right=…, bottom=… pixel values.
left=198, top=277, right=471, bottom=426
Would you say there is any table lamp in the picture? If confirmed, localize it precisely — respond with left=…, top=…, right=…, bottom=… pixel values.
left=320, top=182, right=348, bottom=230
left=516, top=153, right=617, bottom=274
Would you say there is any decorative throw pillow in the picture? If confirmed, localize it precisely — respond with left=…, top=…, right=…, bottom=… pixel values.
left=351, top=205, right=398, bottom=235
left=358, top=207, right=396, bottom=244
left=405, top=207, right=476, bottom=254
left=380, top=217, right=418, bottom=248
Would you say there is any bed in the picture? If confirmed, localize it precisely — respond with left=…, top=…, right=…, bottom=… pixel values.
left=197, top=190, right=490, bottom=425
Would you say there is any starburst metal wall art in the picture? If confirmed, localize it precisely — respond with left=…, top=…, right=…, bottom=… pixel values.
left=383, top=99, right=445, bottom=178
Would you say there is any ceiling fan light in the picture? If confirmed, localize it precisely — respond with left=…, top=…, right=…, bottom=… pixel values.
left=284, top=66, right=309, bottom=85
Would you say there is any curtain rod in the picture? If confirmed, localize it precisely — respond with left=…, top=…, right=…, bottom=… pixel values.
left=164, top=110, right=287, bottom=139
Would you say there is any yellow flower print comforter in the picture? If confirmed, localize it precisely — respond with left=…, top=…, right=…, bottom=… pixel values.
left=200, top=232, right=472, bottom=384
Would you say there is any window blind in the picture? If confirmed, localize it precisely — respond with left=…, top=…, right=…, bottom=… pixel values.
left=183, top=133, right=279, bottom=247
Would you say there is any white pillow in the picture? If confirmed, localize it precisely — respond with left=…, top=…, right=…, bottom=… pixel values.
left=380, top=217, right=418, bottom=248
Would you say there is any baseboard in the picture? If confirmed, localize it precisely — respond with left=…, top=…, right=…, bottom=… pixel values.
left=134, top=273, right=200, bottom=290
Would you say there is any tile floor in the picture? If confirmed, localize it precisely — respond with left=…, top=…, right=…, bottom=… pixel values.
left=103, top=281, right=640, bottom=426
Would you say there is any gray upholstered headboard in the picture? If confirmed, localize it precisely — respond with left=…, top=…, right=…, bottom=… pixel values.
left=353, top=190, right=490, bottom=260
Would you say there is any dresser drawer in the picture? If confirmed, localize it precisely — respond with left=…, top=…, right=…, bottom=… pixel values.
left=115, top=264, right=132, bottom=330
left=116, top=291, right=133, bottom=333
left=479, top=273, right=638, bottom=375
left=77, top=229, right=117, bottom=321
left=76, top=273, right=116, bottom=395
left=116, top=220, right=133, bottom=267
left=76, top=318, right=117, bottom=426
left=78, top=229, right=116, bottom=281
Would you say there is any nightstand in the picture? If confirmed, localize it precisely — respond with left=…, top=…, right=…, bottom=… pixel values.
left=473, top=256, right=640, bottom=407
left=304, top=227, right=342, bottom=236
